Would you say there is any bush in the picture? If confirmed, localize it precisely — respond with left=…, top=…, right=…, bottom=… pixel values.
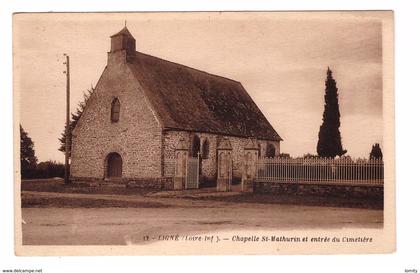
left=303, top=153, right=319, bottom=159
left=369, top=143, right=383, bottom=159
left=22, top=161, right=65, bottom=179
left=279, top=153, right=291, bottom=158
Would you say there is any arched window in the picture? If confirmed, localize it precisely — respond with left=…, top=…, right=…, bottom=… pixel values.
left=111, top=98, right=120, bottom=122
left=202, top=139, right=209, bottom=159
left=266, top=143, right=276, bottom=158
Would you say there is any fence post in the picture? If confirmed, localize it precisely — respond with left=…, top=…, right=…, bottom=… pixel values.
left=241, top=138, right=259, bottom=193
left=217, top=137, right=233, bottom=192
left=174, top=138, right=188, bottom=190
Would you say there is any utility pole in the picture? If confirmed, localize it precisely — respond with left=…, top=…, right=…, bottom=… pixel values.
left=63, top=54, right=71, bottom=184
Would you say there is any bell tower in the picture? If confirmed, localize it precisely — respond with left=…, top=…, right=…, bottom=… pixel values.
left=110, top=26, right=136, bottom=58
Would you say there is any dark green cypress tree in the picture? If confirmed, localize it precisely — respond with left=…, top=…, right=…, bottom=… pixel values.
left=317, top=67, right=347, bottom=158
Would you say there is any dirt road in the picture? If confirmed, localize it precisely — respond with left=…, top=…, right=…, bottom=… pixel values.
left=21, top=192, right=383, bottom=245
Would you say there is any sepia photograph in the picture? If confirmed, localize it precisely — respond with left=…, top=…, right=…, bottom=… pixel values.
left=13, top=11, right=394, bottom=255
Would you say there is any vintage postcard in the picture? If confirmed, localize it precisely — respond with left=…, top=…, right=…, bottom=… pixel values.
left=13, top=11, right=394, bottom=255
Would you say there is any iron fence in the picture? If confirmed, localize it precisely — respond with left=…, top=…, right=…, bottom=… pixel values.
left=256, top=157, right=384, bottom=186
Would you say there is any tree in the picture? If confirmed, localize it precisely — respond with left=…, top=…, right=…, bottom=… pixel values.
left=317, top=67, right=347, bottom=158
left=58, top=88, right=93, bottom=158
left=279, top=153, right=291, bottom=159
left=36, top=161, right=65, bottom=178
left=303, top=153, right=318, bottom=159
left=20, top=125, right=37, bottom=178
left=369, top=143, right=383, bottom=159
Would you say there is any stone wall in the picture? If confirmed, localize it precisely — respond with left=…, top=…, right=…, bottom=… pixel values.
left=72, top=177, right=173, bottom=190
left=254, top=182, right=383, bottom=199
left=71, top=50, right=163, bottom=181
left=126, top=177, right=174, bottom=190
left=162, top=130, right=281, bottom=182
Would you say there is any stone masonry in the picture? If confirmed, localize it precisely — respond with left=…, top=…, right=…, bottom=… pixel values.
left=71, top=50, right=163, bottom=181
left=162, top=130, right=280, bottom=183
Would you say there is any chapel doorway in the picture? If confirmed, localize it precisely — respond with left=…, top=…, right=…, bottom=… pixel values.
left=106, top=152, right=122, bottom=178
left=191, top=135, right=202, bottom=176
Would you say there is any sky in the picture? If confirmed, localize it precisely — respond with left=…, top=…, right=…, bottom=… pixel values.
left=14, top=12, right=385, bottom=163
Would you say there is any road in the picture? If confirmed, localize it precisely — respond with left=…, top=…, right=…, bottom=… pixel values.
left=21, top=192, right=383, bottom=245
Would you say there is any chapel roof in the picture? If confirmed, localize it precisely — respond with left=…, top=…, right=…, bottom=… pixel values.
left=110, top=26, right=134, bottom=38
left=127, top=51, right=282, bottom=141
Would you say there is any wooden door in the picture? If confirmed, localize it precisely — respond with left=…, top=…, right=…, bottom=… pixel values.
left=107, top=153, right=122, bottom=178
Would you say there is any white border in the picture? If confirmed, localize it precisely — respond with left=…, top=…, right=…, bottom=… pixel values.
left=1, top=0, right=420, bottom=273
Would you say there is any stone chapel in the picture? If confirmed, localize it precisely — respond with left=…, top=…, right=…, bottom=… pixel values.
left=70, top=26, right=282, bottom=189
